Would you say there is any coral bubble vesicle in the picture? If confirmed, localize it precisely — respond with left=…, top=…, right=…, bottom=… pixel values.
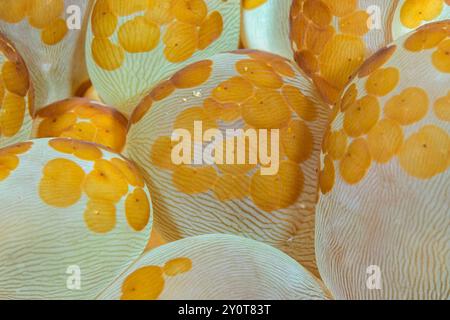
left=289, top=0, right=449, bottom=106
left=289, top=0, right=396, bottom=105
left=32, top=98, right=129, bottom=153
left=86, top=0, right=241, bottom=117
left=0, top=138, right=152, bottom=299
left=125, top=50, right=330, bottom=276
left=316, top=21, right=450, bottom=299
left=0, top=1, right=93, bottom=110
left=98, top=234, right=331, bottom=300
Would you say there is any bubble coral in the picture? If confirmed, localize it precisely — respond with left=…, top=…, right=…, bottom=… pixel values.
left=98, top=234, right=331, bottom=300
left=125, top=50, right=329, bottom=276
left=316, top=20, right=450, bottom=299
left=0, top=138, right=152, bottom=299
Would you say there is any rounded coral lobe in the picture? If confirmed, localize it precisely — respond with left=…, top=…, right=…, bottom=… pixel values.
left=33, top=97, right=129, bottom=153
left=86, top=0, right=241, bottom=117
left=0, top=137, right=152, bottom=299
left=289, top=1, right=449, bottom=106
left=98, top=234, right=331, bottom=300
left=316, top=21, right=450, bottom=300
left=125, top=49, right=330, bottom=277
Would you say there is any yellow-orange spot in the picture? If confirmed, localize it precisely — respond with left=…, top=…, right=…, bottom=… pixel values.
left=294, top=50, right=318, bottom=77
left=84, top=199, right=116, bottom=233
left=434, top=91, right=450, bottom=121
left=0, top=0, right=28, bottom=23
left=163, top=257, right=193, bottom=276
left=118, top=16, right=160, bottom=53
left=0, top=93, right=25, bottom=137
left=344, top=95, right=380, bottom=137
left=204, top=99, right=240, bottom=123
left=121, top=266, right=165, bottom=300
left=49, top=138, right=103, bottom=161
left=399, top=125, right=450, bottom=179
left=145, top=0, right=174, bottom=25
left=172, top=165, right=217, bottom=194
left=125, top=188, right=150, bottom=231
left=108, top=0, right=149, bottom=16
left=0, top=141, right=33, bottom=155
left=151, top=136, right=177, bottom=170
left=163, top=22, right=198, bottom=63
left=358, top=45, right=397, bottom=78
left=131, top=95, right=153, bottom=124
left=432, top=39, right=450, bottom=73
left=73, top=103, right=101, bottom=118
left=171, top=60, right=212, bottom=89
left=321, top=0, right=357, bottom=17
left=367, top=119, right=404, bottom=163
left=111, top=158, right=145, bottom=188
left=198, top=11, right=223, bottom=50
left=269, top=59, right=296, bottom=78
left=319, top=155, right=335, bottom=194
left=36, top=100, right=74, bottom=117
left=0, top=78, right=4, bottom=103
left=243, top=0, right=268, bottom=10
left=174, top=107, right=217, bottom=140
left=28, top=0, right=64, bottom=29
left=404, top=27, right=448, bottom=52
left=0, top=154, right=18, bottom=181
left=281, top=119, right=313, bottom=163
left=92, top=0, right=118, bottom=38
left=150, top=80, right=175, bottom=101
left=242, top=89, right=292, bottom=129
left=340, top=83, right=357, bottom=112
left=39, top=158, right=85, bottom=208
left=236, top=59, right=283, bottom=89
left=250, top=160, right=303, bottom=212
left=220, top=103, right=241, bottom=122
left=306, top=24, right=335, bottom=56
left=213, top=174, right=250, bottom=201
left=89, top=113, right=127, bottom=146
left=303, top=0, right=332, bottom=27
left=319, top=34, right=366, bottom=89
left=84, top=159, right=129, bottom=203
left=37, top=113, right=78, bottom=137
left=92, top=37, right=125, bottom=71
left=365, top=67, right=400, bottom=97
left=0, top=153, right=18, bottom=171
left=212, top=76, right=254, bottom=103
left=290, top=12, right=308, bottom=51
left=203, top=98, right=223, bottom=119
left=61, top=122, right=98, bottom=144
left=216, top=136, right=258, bottom=176
left=339, top=10, right=370, bottom=36
left=41, top=18, right=68, bottom=45
left=0, top=142, right=32, bottom=181
left=172, top=0, right=207, bottom=26
left=327, top=130, right=348, bottom=160
left=0, top=167, right=10, bottom=181
left=312, top=75, right=341, bottom=104
left=400, top=0, right=444, bottom=29
left=2, top=61, right=29, bottom=96
left=282, top=85, right=317, bottom=122
left=385, top=87, right=429, bottom=125
left=339, top=138, right=372, bottom=185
